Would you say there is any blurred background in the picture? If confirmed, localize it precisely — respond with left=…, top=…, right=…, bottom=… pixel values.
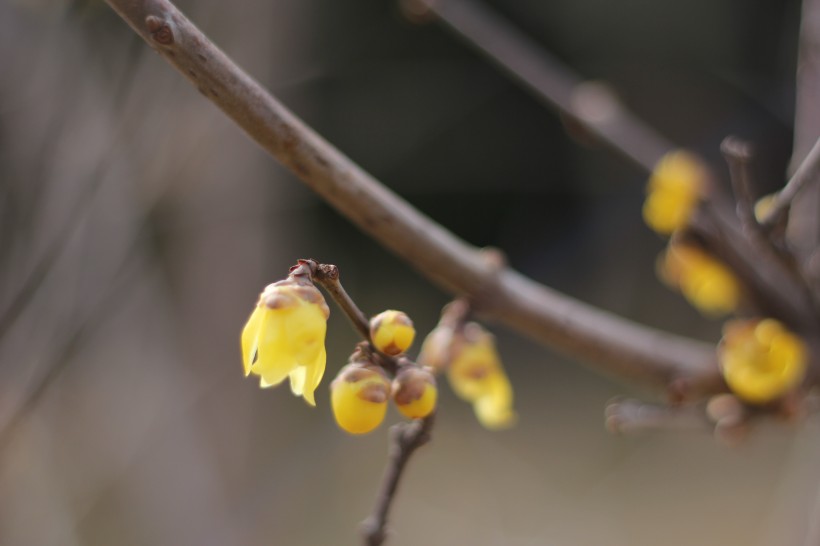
left=1, top=0, right=818, bottom=544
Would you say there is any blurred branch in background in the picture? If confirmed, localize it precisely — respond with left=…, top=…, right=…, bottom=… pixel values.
left=401, top=0, right=674, bottom=172
left=101, top=0, right=719, bottom=399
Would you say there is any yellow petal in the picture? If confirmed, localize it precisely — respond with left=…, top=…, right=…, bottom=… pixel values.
left=301, top=346, right=326, bottom=407
left=284, top=303, right=327, bottom=367
left=240, top=305, right=265, bottom=376
left=252, top=309, right=293, bottom=386
left=289, top=366, right=307, bottom=397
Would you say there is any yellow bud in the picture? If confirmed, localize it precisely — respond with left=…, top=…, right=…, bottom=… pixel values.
left=370, top=310, right=416, bottom=356
left=241, top=278, right=329, bottom=406
left=643, top=150, right=707, bottom=235
left=658, top=241, right=739, bottom=316
left=392, top=367, right=437, bottom=419
left=330, top=364, right=390, bottom=434
left=719, top=319, right=808, bottom=404
left=754, top=193, right=777, bottom=224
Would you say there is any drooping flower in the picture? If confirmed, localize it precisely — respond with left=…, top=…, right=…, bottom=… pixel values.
left=331, top=363, right=391, bottom=434
left=643, top=150, right=707, bottom=235
left=658, top=240, right=739, bottom=316
left=442, top=323, right=516, bottom=430
left=392, top=366, right=437, bottom=419
left=719, top=318, right=807, bottom=404
left=241, top=275, right=329, bottom=406
left=370, top=310, right=416, bottom=356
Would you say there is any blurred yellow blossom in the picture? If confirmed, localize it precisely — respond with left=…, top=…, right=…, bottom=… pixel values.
left=331, top=364, right=391, bottom=434
left=658, top=241, right=739, bottom=316
left=370, top=310, right=416, bottom=356
left=241, top=277, right=329, bottom=406
left=392, top=366, right=437, bottom=419
left=643, top=150, right=707, bottom=235
left=445, top=323, right=517, bottom=430
left=719, top=319, right=807, bottom=404
left=753, top=193, right=777, bottom=224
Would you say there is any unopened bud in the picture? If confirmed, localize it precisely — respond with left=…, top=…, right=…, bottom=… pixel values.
left=370, top=310, right=416, bottom=356
left=392, top=367, right=437, bottom=419
left=330, top=364, right=390, bottom=435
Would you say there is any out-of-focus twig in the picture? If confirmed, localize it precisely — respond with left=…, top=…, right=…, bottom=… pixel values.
left=788, top=0, right=820, bottom=256
left=102, top=0, right=720, bottom=398
left=762, top=137, right=820, bottom=230
left=404, top=0, right=673, bottom=172
left=720, top=136, right=759, bottom=233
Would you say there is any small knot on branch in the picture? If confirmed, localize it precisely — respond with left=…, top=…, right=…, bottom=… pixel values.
left=145, top=15, right=174, bottom=45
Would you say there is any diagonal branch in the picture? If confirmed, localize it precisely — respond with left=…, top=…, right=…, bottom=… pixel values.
left=102, top=0, right=719, bottom=397
left=407, top=0, right=673, bottom=172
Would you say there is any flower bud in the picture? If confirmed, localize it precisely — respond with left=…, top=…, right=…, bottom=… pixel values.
left=642, top=150, right=707, bottom=235
left=392, top=367, right=437, bottom=419
left=330, top=364, right=391, bottom=434
left=370, top=310, right=416, bottom=356
left=719, top=318, right=807, bottom=404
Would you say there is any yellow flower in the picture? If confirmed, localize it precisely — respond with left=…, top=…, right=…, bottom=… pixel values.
left=719, top=319, right=807, bottom=404
left=331, top=364, right=391, bottom=434
left=241, top=279, right=329, bottom=406
left=643, top=150, right=707, bottom=235
left=446, top=323, right=517, bottom=430
left=370, top=310, right=416, bottom=356
left=392, top=366, right=437, bottom=419
left=658, top=241, right=739, bottom=316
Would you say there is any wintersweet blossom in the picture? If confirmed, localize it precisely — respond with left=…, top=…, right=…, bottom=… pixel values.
left=643, top=150, right=707, bottom=235
left=719, top=319, right=807, bottom=404
left=658, top=241, right=739, bottom=316
left=241, top=278, right=329, bottom=406
left=445, top=323, right=516, bottom=430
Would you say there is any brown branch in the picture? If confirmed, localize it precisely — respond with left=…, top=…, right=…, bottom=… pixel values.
left=405, top=0, right=674, bottom=172
left=308, top=262, right=371, bottom=341
left=720, top=136, right=759, bottom=233
left=762, top=137, right=820, bottom=229
left=788, top=0, right=820, bottom=256
left=102, top=0, right=719, bottom=398
left=361, top=414, right=434, bottom=546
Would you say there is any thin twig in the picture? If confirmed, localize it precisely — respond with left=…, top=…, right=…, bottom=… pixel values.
left=102, top=0, right=720, bottom=397
left=361, top=414, right=435, bottom=546
left=301, top=258, right=434, bottom=543
left=406, top=0, right=673, bottom=172
left=762, top=137, right=820, bottom=229
left=306, top=260, right=399, bottom=375
left=788, top=0, right=820, bottom=256
left=604, top=398, right=709, bottom=434
left=308, top=262, right=371, bottom=341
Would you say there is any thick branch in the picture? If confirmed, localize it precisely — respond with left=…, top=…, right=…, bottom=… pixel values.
left=103, top=0, right=718, bottom=396
left=408, top=0, right=673, bottom=172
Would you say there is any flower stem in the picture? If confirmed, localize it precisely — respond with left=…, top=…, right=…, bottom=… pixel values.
left=360, top=414, right=435, bottom=546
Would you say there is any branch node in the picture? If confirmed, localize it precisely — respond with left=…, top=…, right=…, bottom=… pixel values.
left=145, top=15, right=175, bottom=45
